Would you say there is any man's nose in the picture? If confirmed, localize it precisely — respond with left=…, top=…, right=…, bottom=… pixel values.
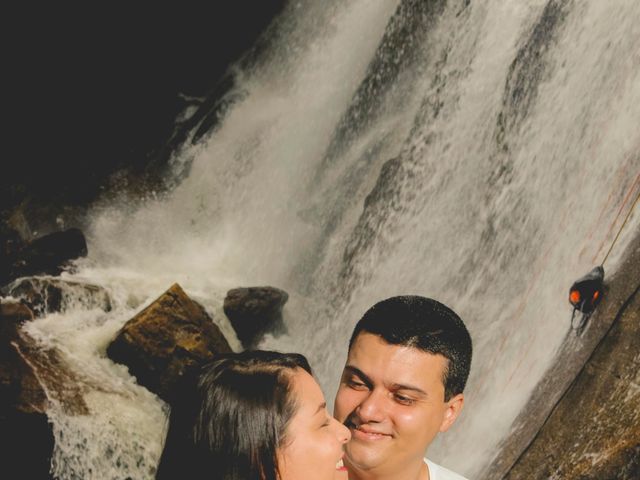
left=355, top=389, right=386, bottom=422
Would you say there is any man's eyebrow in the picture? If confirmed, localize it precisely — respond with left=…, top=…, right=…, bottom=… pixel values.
left=390, top=383, right=428, bottom=397
left=315, top=402, right=327, bottom=415
left=343, top=365, right=373, bottom=387
left=343, top=366, right=427, bottom=396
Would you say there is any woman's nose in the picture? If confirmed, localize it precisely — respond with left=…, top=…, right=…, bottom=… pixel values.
left=333, top=418, right=351, bottom=443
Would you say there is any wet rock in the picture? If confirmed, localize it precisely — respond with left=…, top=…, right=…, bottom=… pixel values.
left=107, top=283, right=232, bottom=402
left=504, top=287, right=640, bottom=479
left=223, top=286, right=289, bottom=349
left=0, top=301, right=43, bottom=413
left=498, top=236, right=640, bottom=480
left=13, top=333, right=90, bottom=417
left=3, top=277, right=112, bottom=317
left=0, top=300, right=90, bottom=416
left=1, top=297, right=91, bottom=479
left=2, top=228, right=88, bottom=287
left=0, top=301, right=51, bottom=479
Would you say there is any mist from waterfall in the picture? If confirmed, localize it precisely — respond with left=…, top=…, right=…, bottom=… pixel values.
left=25, top=0, right=640, bottom=478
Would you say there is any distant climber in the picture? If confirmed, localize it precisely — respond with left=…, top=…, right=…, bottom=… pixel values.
left=569, top=266, right=604, bottom=335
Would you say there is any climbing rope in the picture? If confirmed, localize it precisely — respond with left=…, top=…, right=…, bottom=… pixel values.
left=600, top=173, right=640, bottom=267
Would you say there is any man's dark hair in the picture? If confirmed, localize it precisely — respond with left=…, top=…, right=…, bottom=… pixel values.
left=157, top=350, right=311, bottom=480
left=349, top=295, right=472, bottom=401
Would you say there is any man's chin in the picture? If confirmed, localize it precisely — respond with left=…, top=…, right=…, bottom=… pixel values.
left=344, top=441, right=389, bottom=472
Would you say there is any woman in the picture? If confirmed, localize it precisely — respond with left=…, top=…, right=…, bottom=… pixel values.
left=156, top=350, right=350, bottom=480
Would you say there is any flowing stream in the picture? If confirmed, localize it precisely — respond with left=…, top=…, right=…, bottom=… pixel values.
left=20, top=0, right=640, bottom=478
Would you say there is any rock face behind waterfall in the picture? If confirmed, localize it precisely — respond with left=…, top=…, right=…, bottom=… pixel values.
left=223, top=286, right=289, bottom=349
left=495, top=237, right=640, bottom=480
left=107, top=283, right=232, bottom=402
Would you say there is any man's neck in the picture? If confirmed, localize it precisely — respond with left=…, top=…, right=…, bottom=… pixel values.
left=346, top=459, right=429, bottom=480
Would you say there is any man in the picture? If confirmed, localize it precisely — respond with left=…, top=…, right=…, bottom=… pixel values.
left=334, top=295, right=472, bottom=480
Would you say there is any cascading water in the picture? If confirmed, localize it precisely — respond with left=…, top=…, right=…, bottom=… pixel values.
left=22, top=0, right=640, bottom=478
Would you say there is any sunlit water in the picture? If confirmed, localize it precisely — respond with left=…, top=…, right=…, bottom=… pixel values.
left=20, top=0, right=640, bottom=477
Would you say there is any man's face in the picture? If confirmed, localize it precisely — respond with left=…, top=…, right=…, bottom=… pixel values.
left=333, top=332, right=463, bottom=476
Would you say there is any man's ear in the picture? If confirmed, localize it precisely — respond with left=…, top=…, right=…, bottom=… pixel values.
left=439, top=393, right=464, bottom=433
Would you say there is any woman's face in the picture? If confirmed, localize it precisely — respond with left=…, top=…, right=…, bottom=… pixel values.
left=277, top=369, right=351, bottom=480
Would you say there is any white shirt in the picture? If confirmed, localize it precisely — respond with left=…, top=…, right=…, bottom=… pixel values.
left=425, top=459, right=468, bottom=480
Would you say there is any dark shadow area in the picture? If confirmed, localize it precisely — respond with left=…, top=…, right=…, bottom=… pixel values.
left=3, top=2, right=286, bottom=216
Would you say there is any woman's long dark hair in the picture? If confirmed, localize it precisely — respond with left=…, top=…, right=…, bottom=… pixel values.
left=156, top=350, right=312, bottom=480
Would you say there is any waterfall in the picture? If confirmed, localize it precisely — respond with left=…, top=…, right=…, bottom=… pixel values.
left=24, top=0, right=640, bottom=477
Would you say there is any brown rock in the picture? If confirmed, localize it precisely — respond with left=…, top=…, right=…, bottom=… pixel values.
left=0, top=300, right=89, bottom=416
left=107, top=283, right=232, bottom=401
left=0, top=301, right=44, bottom=414
left=223, top=286, right=289, bottom=348
left=14, top=334, right=90, bottom=416
left=0, top=300, right=76, bottom=480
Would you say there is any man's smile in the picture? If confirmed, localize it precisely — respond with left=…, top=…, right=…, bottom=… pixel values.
left=346, top=420, right=393, bottom=440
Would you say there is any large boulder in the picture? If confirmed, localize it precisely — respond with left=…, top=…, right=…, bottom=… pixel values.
left=223, top=286, right=289, bottom=349
left=1, top=228, right=88, bottom=287
left=107, top=283, right=232, bottom=402
left=2, top=277, right=112, bottom=317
